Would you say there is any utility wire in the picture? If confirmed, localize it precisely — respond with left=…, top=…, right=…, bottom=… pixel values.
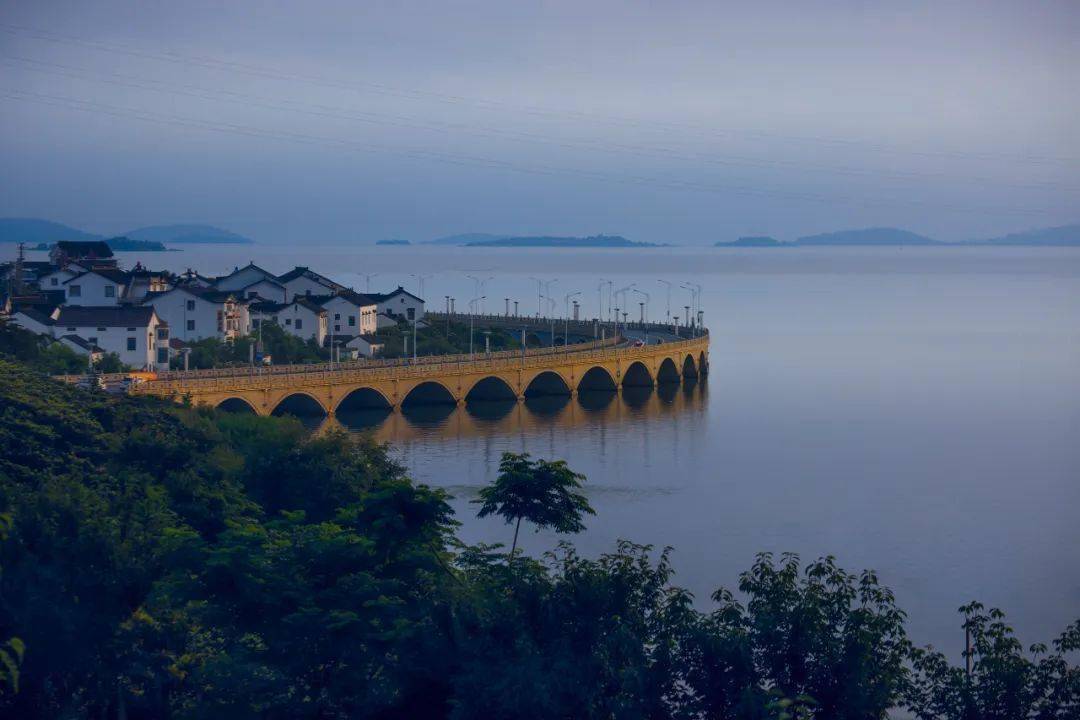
left=2, top=22, right=1076, bottom=168
left=4, top=53, right=1075, bottom=194
left=0, top=87, right=1058, bottom=218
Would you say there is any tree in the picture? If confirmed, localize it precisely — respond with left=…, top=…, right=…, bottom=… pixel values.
left=474, top=452, right=595, bottom=560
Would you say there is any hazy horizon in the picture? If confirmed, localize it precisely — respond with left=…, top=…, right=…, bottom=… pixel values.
left=2, top=1, right=1078, bottom=245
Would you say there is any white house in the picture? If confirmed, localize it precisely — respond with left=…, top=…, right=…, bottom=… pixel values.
left=234, top=277, right=287, bottom=302
left=251, top=297, right=327, bottom=346
left=37, top=267, right=80, bottom=291
left=276, top=266, right=346, bottom=302
left=10, top=306, right=60, bottom=336
left=142, top=286, right=249, bottom=342
left=369, top=286, right=425, bottom=323
left=214, top=263, right=279, bottom=293
left=57, top=335, right=104, bottom=364
left=318, top=290, right=378, bottom=336
left=63, top=268, right=130, bottom=306
left=345, top=333, right=384, bottom=358
left=53, top=306, right=170, bottom=370
left=124, top=264, right=173, bottom=304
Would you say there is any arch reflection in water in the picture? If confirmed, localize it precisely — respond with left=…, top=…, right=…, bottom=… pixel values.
left=272, top=392, right=327, bottom=419
left=332, top=378, right=708, bottom=443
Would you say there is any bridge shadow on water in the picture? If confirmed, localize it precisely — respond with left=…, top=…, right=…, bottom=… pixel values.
left=316, top=377, right=708, bottom=441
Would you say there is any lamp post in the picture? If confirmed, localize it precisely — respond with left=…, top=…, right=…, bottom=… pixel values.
left=468, top=295, right=485, bottom=357
left=657, top=279, right=672, bottom=323
left=564, top=291, right=581, bottom=351
left=360, top=273, right=378, bottom=293
left=633, top=288, right=650, bottom=345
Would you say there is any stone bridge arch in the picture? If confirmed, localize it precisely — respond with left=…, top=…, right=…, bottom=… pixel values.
left=401, top=379, right=458, bottom=407
left=271, top=391, right=329, bottom=418
left=523, top=368, right=573, bottom=397
left=577, top=365, right=618, bottom=392
left=464, top=375, right=518, bottom=402
left=656, top=356, right=681, bottom=384
left=334, top=386, right=394, bottom=414
left=621, top=360, right=655, bottom=388
left=217, top=397, right=258, bottom=414
left=683, top=353, right=699, bottom=379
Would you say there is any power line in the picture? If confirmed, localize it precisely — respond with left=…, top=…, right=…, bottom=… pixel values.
left=2, top=21, right=1076, bottom=168
left=0, top=87, right=1060, bottom=218
left=4, top=53, right=1075, bottom=194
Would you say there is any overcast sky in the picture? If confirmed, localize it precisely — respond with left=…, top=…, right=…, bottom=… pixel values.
left=1, top=0, right=1077, bottom=244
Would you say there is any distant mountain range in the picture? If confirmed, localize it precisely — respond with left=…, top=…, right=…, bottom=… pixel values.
left=715, top=225, right=1080, bottom=247
left=0, top=218, right=254, bottom=246
left=421, top=233, right=509, bottom=245
left=125, top=224, right=254, bottom=244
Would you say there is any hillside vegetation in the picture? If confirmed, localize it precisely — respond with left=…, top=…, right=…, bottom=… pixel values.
left=0, top=354, right=1076, bottom=718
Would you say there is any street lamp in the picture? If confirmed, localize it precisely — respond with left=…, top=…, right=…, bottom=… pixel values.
left=657, top=279, right=672, bottom=322
left=633, top=288, right=650, bottom=345
left=563, top=291, right=581, bottom=351
left=468, top=295, right=485, bottom=357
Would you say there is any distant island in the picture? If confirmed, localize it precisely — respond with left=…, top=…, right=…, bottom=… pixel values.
left=125, top=224, right=254, bottom=245
left=0, top=218, right=103, bottom=245
left=715, top=224, right=1080, bottom=247
left=422, top=233, right=509, bottom=245
left=376, top=239, right=410, bottom=246
left=466, top=234, right=661, bottom=248
left=33, top=236, right=170, bottom=252
left=717, top=236, right=783, bottom=247
left=796, top=228, right=939, bottom=246
left=0, top=218, right=254, bottom=247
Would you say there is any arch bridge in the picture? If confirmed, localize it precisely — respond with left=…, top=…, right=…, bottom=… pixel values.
left=127, top=328, right=710, bottom=418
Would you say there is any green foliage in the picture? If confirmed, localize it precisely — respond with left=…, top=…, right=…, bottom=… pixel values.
left=906, top=602, right=1080, bottom=719
left=0, top=353, right=1076, bottom=718
left=377, top=318, right=521, bottom=358
left=0, top=319, right=86, bottom=374
left=175, top=322, right=326, bottom=369
left=475, top=451, right=595, bottom=558
left=0, top=512, right=24, bottom=695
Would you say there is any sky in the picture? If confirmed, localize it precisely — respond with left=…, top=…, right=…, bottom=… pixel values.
left=1, top=0, right=1078, bottom=244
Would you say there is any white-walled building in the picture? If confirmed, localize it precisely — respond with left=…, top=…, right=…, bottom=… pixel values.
left=10, top=306, right=59, bottom=336
left=276, top=266, right=346, bottom=302
left=37, top=266, right=79, bottom=291
left=63, top=268, right=130, bottom=306
left=317, top=290, right=378, bottom=336
left=369, top=286, right=425, bottom=323
left=142, top=286, right=249, bottom=342
left=250, top=297, right=327, bottom=346
left=345, top=333, right=384, bottom=358
left=125, top=264, right=173, bottom=304
left=53, top=306, right=170, bottom=370
left=214, top=263, right=278, bottom=293
left=234, top=277, right=287, bottom=302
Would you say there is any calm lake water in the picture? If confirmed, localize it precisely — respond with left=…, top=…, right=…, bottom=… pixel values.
left=12, top=243, right=1080, bottom=655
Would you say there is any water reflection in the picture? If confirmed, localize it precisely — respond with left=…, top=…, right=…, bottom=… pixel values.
left=326, top=379, right=708, bottom=443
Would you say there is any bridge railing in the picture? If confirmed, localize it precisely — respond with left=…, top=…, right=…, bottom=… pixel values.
left=129, top=334, right=709, bottom=395
left=426, top=311, right=705, bottom=339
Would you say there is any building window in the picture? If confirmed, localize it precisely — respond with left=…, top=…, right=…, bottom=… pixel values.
left=88, top=337, right=97, bottom=345
left=295, top=318, right=303, bottom=330
left=334, top=324, right=340, bottom=332
left=157, top=348, right=168, bottom=364
left=156, top=328, right=168, bottom=339
left=105, top=285, right=115, bottom=298
left=69, top=285, right=81, bottom=297
left=334, top=313, right=340, bottom=320
left=187, top=320, right=195, bottom=331
left=97, top=327, right=107, bottom=332
left=407, top=307, right=416, bottom=320
left=248, top=291, right=257, bottom=298
left=285, top=318, right=292, bottom=326
left=186, top=300, right=196, bottom=311
left=127, top=337, right=136, bottom=351
left=50, top=277, right=58, bottom=286
left=348, top=316, right=356, bottom=327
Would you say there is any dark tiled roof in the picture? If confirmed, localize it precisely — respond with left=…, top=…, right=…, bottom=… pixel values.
left=55, top=240, right=114, bottom=258
left=292, top=297, right=327, bottom=314
left=331, top=289, right=378, bottom=306
left=249, top=301, right=287, bottom=313
left=55, top=305, right=157, bottom=327
left=366, top=286, right=424, bottom=303
left=144, top=286, right=241, bottom=304
left=64, top=268, right=130, bottom=285
left=59, top=335, right=103, bottom=352
left=12, top=306, right=56, bottom=326
left=277, top=266, right=346, bottom=289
